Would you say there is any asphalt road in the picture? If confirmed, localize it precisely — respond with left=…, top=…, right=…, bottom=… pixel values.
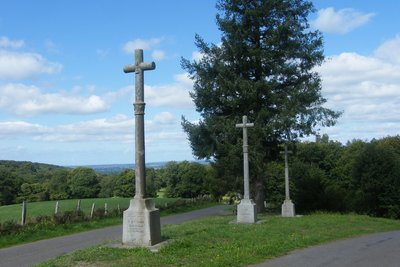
left=0, top=205, right=231, bottom=267
left=251, top=230, right=400, bottom=267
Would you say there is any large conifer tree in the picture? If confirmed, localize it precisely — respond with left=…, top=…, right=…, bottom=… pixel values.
left=181, top=0, right=340, bottom=209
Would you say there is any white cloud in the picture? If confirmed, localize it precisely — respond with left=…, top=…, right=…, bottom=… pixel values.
left=123, top=38, right=162, bottom=54
left=0, top=112, right=183, bottom=144
left=0, top=121, right=49, bottom=136
left=0, top=36, right=24, bottom=49
left=35, top=115, right=134, bottom=142
left=316, top=50, right=400, bottom=142
left=0, top=50, right=62, bottom=80
left=374, top=35, right=400, bottom=64
left=151, top=49, right=166, bottom=61
left=122, top=73, right=193, bottom=108
left=0, top=83, right=111, bottom=116
left=151, top=112, right=176, bottom=124
left=192, top=51, right=204, bottom=61
left=311, top=7, right=375, bottom=34
left=144, top=73, right=193, bottom=108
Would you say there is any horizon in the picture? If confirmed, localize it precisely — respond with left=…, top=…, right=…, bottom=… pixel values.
left=1, top=1, right=400, bottom=166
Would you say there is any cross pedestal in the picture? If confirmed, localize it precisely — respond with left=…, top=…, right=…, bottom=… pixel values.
left=281, top=144, right=295, bottom=217
left=236, top=116, right=257, bottom=223
left=122, top=49, right=161, bottom=246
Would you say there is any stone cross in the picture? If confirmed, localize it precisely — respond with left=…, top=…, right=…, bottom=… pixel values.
left=280, top=144, right=295, bottom=217
left=280, top=145, right=293, bottom=200
left=122, top=49, right=161, bottom=246
left=236, top=115, right=254, bottom=200
left=123, top=49, right=155, bottom=199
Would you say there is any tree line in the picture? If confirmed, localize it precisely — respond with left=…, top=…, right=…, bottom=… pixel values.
left=0, top=160, right=213, bottom=205
left=1, top=135, right=400, bottom=219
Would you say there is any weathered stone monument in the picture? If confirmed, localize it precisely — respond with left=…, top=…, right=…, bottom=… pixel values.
left=122, top=49, right=161, bottom=246
left=236, top=115, right=257, bottom=223
left=281, top=144, right=295, bottom=217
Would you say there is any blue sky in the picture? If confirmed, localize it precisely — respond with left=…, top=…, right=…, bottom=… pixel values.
left=0, top=1, right=399, bottom=166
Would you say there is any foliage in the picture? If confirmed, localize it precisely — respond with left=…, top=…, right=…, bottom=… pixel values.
left=112, top=169, right=135, bottom=197
left=67, top=167, right=100, bottom=199
left=18, top=182, right=49, bottom=202
left=181, top=0, right=340, bottom=210
left=163, top=161, right=210, bottom=198
left=264, top=161, right=285, bottom=210
left=2, top=135, right=400, bottom=220
left=352, top=139, right=400, bottom=218
left=145, top=168, right=159, bottom=197
left=0, top=166, right=20, bottom=205
left=47, top=169, right=70, bottom=200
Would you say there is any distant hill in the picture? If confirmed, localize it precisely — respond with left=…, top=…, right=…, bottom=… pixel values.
left=78, top=160, right=209, bottom=174
left=0, top=160, right=65, bottom=183
left=80, top=162, right=165, bottom=174
left=0, top=160, right=64, bottom=170
left=0, top=160, right=209, bottom=176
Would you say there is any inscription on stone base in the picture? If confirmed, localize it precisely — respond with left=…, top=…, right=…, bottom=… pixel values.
left=123, top=198, right=161, bottom=246
left=237, top=199, right=257, bottom=224
left=281, top=199, right=295, bottom=217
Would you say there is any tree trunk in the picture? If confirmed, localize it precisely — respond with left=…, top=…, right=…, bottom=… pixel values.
left=254, top=175, right=265, bottom=213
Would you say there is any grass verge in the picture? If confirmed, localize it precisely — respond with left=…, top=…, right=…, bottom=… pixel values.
left=37, top=213, right=400, bottom=267
left=0, top=200, right=217, bottom=248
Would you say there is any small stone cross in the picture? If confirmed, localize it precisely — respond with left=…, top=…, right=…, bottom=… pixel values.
left=236, top=116, right=254, bottom=200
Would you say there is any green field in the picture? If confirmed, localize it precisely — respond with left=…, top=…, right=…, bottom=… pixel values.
left=0, top=197, right=180, bottom=223
left=38, top=213, right=400, bottom=267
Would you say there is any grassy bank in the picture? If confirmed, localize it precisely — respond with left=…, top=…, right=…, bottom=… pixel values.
left=0, top=199, right=217, bottom=248
left=38, top=213, right=400, bottom=267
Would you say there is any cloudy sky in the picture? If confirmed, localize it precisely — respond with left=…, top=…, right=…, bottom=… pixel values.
left=0, top=1, right=399, bottom=166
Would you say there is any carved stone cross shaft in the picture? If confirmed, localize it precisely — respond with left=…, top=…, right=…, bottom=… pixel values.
left=236, top=115, right=254, bottom=200
left=280, top=145, right=293, bottom=200
left=123, top=49, right=155, bottom=199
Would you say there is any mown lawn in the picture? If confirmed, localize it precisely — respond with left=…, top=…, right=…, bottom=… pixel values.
left=38, top=213, right=400, bottom=267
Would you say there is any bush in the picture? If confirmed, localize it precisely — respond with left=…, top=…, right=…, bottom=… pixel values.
left=53, top=210, right=87, bottom=225
left=0, top=220, right=21, bottom=235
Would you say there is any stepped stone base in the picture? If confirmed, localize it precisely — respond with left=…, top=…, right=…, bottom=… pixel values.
left=122, top=198, right=161, bottom=246
left=281, top=199, right=295, bottom=217
left=237, top=199, right=257, bottom=224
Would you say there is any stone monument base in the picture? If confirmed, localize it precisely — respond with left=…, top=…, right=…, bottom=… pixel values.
left=237, top=199, right=257, bottom=223
left=281, top=199, right=295, bottom=217
left=122, top=198, right=161, bottom=246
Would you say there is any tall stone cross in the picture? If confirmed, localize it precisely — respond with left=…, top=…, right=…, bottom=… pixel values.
left=236, top=116, right=254, bottom=200
left=236, top=115, right=257, bottom=223
left=280, top=145, right=293, bottom=200
left=123, top=49, right=155, bottom=199
left=280, top=144, right=295, bottom=217
left=122, top=49, right=161, bottom=246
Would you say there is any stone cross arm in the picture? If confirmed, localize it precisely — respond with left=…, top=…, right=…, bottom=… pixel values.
left=123, top=61, right=155, bottom=73
left=235, top=116, right=254, bottom=129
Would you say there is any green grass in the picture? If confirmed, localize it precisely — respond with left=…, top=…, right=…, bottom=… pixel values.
left=37, top=213, right=400, bottom=267
left=0, top=199, right=217, bottom=248
left=0, top=197, right=179, bottom=223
